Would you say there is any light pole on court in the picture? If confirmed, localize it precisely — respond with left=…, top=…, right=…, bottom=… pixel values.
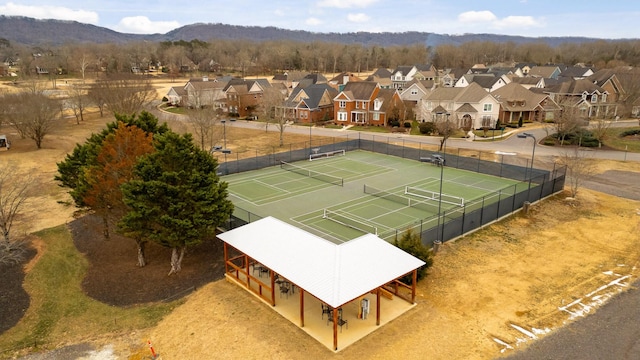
left=517, top=132, right=536, bottom=180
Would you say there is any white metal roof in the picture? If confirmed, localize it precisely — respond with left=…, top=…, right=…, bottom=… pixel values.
left=218, top=216, right=426, bottom=308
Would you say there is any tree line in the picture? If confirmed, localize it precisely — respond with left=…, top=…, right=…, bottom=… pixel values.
left=4, top=37, right=640, bottom=79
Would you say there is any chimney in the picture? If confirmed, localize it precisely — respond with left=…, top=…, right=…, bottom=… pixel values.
left=343, top=75, right=349, bottom=84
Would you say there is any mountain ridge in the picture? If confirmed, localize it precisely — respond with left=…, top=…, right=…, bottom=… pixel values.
left=0, top=15, right=632, bottom=47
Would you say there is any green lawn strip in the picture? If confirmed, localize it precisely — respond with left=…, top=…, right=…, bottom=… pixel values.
left=0, top=225, right=178, bottom=355
left=604, top=126, right=640, bottom=152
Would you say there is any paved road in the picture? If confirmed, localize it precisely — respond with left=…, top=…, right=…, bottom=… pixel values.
left=503, top=277, right=640, bottom=360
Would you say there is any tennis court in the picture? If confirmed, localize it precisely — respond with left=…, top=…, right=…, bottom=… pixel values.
left=223, top=149, right=524, bottom=244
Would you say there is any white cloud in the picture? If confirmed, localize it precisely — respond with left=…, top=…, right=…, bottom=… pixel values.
left=114, top=16, right=180, bottom=34
left=274, top=9, right=285, bottom=16
left=317, top=0, right=378, bottom=9
left=493, top=16, right=542, bottom=29
left=347, top=13, right=370, bottom=23
left=458, top=10, right=497, bottom=23
left=0, top=1, right=99, bottom=24
left=306, top=17, right=323, bottom=26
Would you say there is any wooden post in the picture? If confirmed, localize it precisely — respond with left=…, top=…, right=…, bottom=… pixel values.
left=376, top=288, right=381, bottom=326
left=270, top=272, right=276, bottom=306
left=333, top=308, right=339, bottom=350
left=223, top=242, right=229, bottom=274
left=411, top=269, right=417, bottom=303
left=299, top=288, right=305, bottom=327
left=245, top=255, right=250, bottom=289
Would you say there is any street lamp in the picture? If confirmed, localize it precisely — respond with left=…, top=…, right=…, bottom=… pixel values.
left=220, top=118, right=236, bottom=169
left=517, top=132, right=536, bottom=180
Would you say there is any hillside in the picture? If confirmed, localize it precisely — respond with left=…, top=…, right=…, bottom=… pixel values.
left=0, top=15, right=625, bottom=47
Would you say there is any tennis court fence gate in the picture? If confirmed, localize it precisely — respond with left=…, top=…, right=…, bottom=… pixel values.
left=220, top=135, right=566, bottom=247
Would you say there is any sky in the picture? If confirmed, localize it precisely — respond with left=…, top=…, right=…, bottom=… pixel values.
left=0, top=0, right=638, bottom=39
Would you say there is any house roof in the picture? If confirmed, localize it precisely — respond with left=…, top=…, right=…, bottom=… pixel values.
left=285, top=83, right=337, bottom=109
left=339, top=81, right=379, bottom=100
left=218, top=216, right=425, bottom=308
left=491, top=83, right=559, bottom=111
left=544, top=78, right=605, bottom=96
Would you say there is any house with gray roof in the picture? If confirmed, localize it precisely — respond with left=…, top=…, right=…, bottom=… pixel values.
left=544, top=78, right=617, bottom=119
left=280, top=83, right=338, bottom=124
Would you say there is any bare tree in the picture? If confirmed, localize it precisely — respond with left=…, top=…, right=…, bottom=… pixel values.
left=4, top=91, right=61, bottom=148
left=554, top=100, right=585, bottom=145
left=0, top=162, right=34, bottom=264
left=259, top=87, right=288, bottom=145
left=557, top=147, right=596, bottom=197
left=435, top=113, right=458, bottom=152
left=186, top=107, right=222, bottom=150
left=590, top=118, right=613, bottom=148
left=90, top=74, right=155, bottom=116
left=66, top=82, right=90, bottom=124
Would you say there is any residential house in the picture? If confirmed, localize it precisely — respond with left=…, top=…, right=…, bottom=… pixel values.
left=514, top=62, right=537, bottom=76
left=421, top=82, right=501, bottom=130
left=280, top=83, right=338, bottom=124
left=333, top=81, right=404, bottom=126
left=166, top=86, right=187, bottom=106
left=559, top=66, right=594, bottom=81
left=455, top=73, right=510, bottom=92
left=544, top=78, right=617, bottom=119
left=183, top=76, right=229, bottom=110
left=414, top=64, right=438, bottom=81
left=400, top=79, right=433, bottom=120
left=390, top=65, right=418, bottom=90
left=529, top=65, right=562, bottom=80
left=588, top=69, right=625, bottom=104
left=440, top=68, right=470, bottom=87
left=328, top=72, right=363, bottom=91
left=491, top=83, right=561, bottom=125
left=366, top=68, right=393, bottom=88
left=511, top=76, right=546, bottom=89
left=223, top=78, right=272, bottom=118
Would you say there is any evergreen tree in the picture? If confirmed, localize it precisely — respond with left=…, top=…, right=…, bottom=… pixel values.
left=394, top=229, right=434, bottom=283
left=119, top=132, right=234, bottom=275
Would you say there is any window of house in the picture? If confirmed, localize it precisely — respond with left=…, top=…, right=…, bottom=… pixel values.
left=411, top=89, right=418, bottom=95
left=373, top=113, right=380, bottom=121
left=591, top=94, right=598, bottom=103
left=483, top=103, right=492, bottom=112
left=602, top=93, right=608, bottom=102
left=339, top=100, right=346, bottom=108
left=337, top=112, right=347, bottom=121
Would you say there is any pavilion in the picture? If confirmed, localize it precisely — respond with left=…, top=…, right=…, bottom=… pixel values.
left=218, top=216, right=425, bottom=351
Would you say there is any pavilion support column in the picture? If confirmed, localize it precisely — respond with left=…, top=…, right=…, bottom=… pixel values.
left=223, top=242, right=229, bottom=274
left=270, top=272, right=276, bottom=306
left=245, top=255, right=251, bottom=289
left=332, top=308, right=339, bottom=350
left=411, top=269, right=418, bottom=303
left=376, top=288, right=381, bottom=326
left=299, top=288, right=305, bottom=327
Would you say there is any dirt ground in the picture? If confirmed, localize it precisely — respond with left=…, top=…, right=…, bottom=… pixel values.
left=2, top=79, right=640, bottom=359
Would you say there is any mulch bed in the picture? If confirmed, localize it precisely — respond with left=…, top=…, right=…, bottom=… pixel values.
left=0, top=246, right=35, bottom=335
left=0, top=214, right=226, bottom=335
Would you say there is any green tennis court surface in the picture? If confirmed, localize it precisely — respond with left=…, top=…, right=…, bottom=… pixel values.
left=223, top=150, right=525, bottom=244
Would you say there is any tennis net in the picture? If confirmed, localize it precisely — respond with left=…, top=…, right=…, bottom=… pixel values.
left=363, top=184, right=439, bottom=213
left=280, top=161, right=344, bottom=186
left=323, top=209, right=377, bottom=235
left=405, top=186, right=465, bottom=207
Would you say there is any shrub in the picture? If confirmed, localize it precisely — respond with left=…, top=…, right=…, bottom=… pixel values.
left=403, top=121, right=412, bottom=128
left=620, top=129, right=640, bottom=137
left=394, top=229, right=433, bottom=284
left=418, top=121, right=436, bottom=135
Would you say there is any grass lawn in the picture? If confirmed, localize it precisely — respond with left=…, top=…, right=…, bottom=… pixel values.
left=0, top=225, right=179, bottom=355
left=603, top=127, right=640, bottom=152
